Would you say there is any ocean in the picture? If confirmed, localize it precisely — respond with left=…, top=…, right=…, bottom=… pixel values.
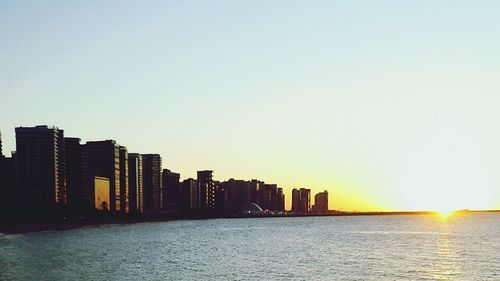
left=1, top=213, right=499, bottom=280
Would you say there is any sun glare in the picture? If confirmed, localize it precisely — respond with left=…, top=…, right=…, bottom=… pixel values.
left=436, top=209, right=455, bottom=219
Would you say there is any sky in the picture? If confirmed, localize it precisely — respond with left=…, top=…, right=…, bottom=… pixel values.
left=2, top=1, right=500, bottom=211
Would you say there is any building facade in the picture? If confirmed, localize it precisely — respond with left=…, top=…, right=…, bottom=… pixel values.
left=142, top=154, right=162, bottom=213
left=85, top=140, right=121, bottom=212
left=65, top=138, right=90, bottom=212
left=15, top=126, right=66, bottom=209
left=197, top=170, right=216, bottom=213
left=119, top=146, right=129, bottom=213
left=313, top=190, right=329, bottom=214
left=182, top=178, right=199, bottom=213
left=162, top=169, right=180, bottom=212
left=128, top=153, right=143, bottom=213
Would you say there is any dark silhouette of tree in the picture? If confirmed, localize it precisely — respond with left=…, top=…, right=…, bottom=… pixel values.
left=100, top=201, right=108, bottom=211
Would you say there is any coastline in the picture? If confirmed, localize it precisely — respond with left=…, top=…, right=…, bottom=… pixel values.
left=1, top=210, right=498, bottom=235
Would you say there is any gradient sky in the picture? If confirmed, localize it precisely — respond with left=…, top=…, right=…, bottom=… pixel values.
left=2, top=1, right=500, bottom=211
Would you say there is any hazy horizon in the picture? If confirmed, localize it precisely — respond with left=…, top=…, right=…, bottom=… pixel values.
left=2, top=1, right=500, bottom=212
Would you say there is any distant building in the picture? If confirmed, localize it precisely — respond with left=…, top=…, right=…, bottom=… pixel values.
left=249, top=179, right=261, bottom=205
left=292, top=188, right=311, bottom=214
left=94, top=176, right=110, bottom=211
left=15, top=126, right=66, bottom=209
left=277, top=188, right=285, bottom=212
left=215, top=180, right=229, bottom=214
left=197, top=170, right=216, bottom=213
left=299, top=188, right=311, bottom=214
left=65, top=138, right=90, bottom=212
left=292, top=188, right=300, bottom=213
left=162, top=169, right=180, bottom=212
left=182, top=178, right=199, bottom=213
left=128, top=153, right=143, bottom=213
left=142, top=154, right=162, bottom=213
left=85, top=140, right=121, bottom=212
left=260, top=184, right=278, bottom=211
left=119, top=146, right=129, bottom=213
left=0, top=153, right=17, bottom=214
left=224, top=179, right=248, bottom=213
left=313, top=190, right=329, bottom=214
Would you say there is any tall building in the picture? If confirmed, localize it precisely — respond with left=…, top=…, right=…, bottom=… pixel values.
left=15, top=126, right=66, bottom=208
left=197, top=170, right=216, bottom=213
left=291, top=188, right=311, bottom=214
left=85, top=140, right=121, bottom=212
left=142, top=154, right=162, bottom=213
left=128, top=153, right=143, bottom=213
left=119, top=146, right=129, bottom=213
left=313, top=190, right=329, bottom=214
left=162, top=169, right=180, bottom=212
left=249, top=179, right=261, bottom=205
left=292, top=188, right=300, bottom=214
left=277, top=188, right=285, bottom=212
left=299, top=188, right=311, bottom=214
left=214, top=180, right=228, bottom=214
left=182, top=178, right=199, bottom=213
left=259, top=183, right=276, bottom=211
left=0, top=153, right=17, bottom=214
left=65, top=138, right=90, bottom=212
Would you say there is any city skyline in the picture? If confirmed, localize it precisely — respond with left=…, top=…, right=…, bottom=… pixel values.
left=2, top=1, right=500, bottom=212
left=0, top=125, right=328, bottom=213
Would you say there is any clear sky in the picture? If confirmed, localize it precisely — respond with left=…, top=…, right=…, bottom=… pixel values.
left=2, top=1, right=500, bottom=211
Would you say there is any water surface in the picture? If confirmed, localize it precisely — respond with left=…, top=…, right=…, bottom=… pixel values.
left=1, top=214, right=499, bottom=280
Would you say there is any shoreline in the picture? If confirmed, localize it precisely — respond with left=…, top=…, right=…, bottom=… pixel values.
left=1, top=210, right=498, bottom=235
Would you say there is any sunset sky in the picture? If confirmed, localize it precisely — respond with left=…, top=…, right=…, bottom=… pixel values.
left=1, top=1, right=500, bottom=211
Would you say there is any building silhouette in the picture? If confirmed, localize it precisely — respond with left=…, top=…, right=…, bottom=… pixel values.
left=162, top=169, right=180, bottom=212
left=313, top=190, right=329, bottom=214
left=300, top=188, right=311, bottom=214
left=142, top=154, right=162, bottom=213
left=292, top=188, right=300, bottom=213
left=119, top=146, right=129, bottom=213
left=0, top=151, right=17, bottom=215
left=259, top=183, right=276, bottom=211
left=15, top=126, right=66, bottom=209
left=85, top=140, right=121, bottom=212
left=128, top=153, right=143, bottom=213
left=292, top=188, right=311, bottom=214
left=249, top=179, right=262, bottom=206
left=65, top=138, right=90, bottom=212
left=197, top=170, right=216, bottom=213
left=277, top=188, right=285, bottom=212
left=182, top=178, right=199, bottom=213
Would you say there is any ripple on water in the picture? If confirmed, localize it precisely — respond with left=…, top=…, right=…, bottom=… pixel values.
left=1, top=214, right=500, bottom=280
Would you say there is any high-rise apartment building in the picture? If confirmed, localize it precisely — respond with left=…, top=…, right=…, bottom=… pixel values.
left=197, top=170, right=216, bottom=213
left=291, top=188, right=310, bottom=214
left=277, top=188, right=285, bottom=212
left=313, top=190, right=329, bottom=214
left=182, top=178, right=199, bottom=213
left=162, top=169, right=180, bottom=212
left=299, top=188, right=311, bottom=214
left=128, top=153, right=143, bottom=213
left=119, top=146, right=129, bottom=213
left=15, top=126, right=66, bottom=208
left=142, top=154, right=162, bottom=213
left=65, top=138, right=90, bottom=212
left=85, top=140, right=121, bottom=212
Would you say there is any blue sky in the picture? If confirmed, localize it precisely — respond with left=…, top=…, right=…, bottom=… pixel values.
left=2, top=1, right=500, bottom=210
